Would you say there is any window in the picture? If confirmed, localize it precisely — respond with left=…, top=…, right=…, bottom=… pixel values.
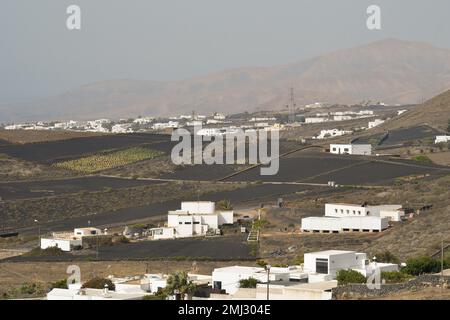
left=316, top=258, right=328, bottom=274
left=352, top=210, right=356, bottom=214
left=185, top=222, right=192, bottom=225
left=340, top=209, right=344, bottom=213
left=193, top=222, right=200, bottom=224
left=346, top=210, right=349, bottom=214
left=213, top=281, right=222, bottom=290
left=332, top=148, right=336, bottom=151
left=334, top=209, right=338, bottom=213
left=179, top=222, right=183, bottom=225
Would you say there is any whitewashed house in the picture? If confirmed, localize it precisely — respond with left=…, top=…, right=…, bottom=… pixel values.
left=41, top=227, right=102, bottom=252
left=304, top=250, right=398, bottom=281
left=148, top=201, right=234, bottom=239
left=368, top=119, right=385, bottom=129
left=314, top=129, right=352, bottom=140
left=435, top=135, right=450, bottom=144
left=330, top=143, right=372, bottom=155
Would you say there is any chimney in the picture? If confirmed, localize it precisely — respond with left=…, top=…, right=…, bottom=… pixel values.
left=104, top=284, right=109, bottom=295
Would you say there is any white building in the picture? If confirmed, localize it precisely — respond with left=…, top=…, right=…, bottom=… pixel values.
left=333, top=115, right=353, bottom=121
left=212, top=266, right=292, bottom=294
left=301, top=203, right=403, bottom=233
left=152, top=121, right=179, bottom=130
left=368, top=119, right=385, bottom=129
left=304, top=250, right=398, bottom=281
left=133, top=117, right=154, bottom=124
left=208, top=249, right=398, bottom=300
left=330, top=143, right=372, bottom=155
left=148, top=201, right=234, bottom=239
left=47, top=287, right=145, bottom=300
left=435, top=135, right=450, bottom=144
left=40, top=236, right=82, bottom=252
left=213, top=113, right=226, bottom=120
left=111, top=124, right=133, bottom=133
left=305, top=117, right=327, bottom=124
left=40, top=227, right=102, bottom=252
left=314, top=129, right=352, bottom=140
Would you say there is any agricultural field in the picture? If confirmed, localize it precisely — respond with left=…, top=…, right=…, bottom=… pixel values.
left=52, top=147, right=165, bottom=173
left=0, top=133, right=170, bottom=163
left=0, top=129, right=104, bottom=144
left=0, top=176, right=163, bottom=200
left=2, top=181, right=245, bottom=231
left=6, top=234, right=252, bottom=262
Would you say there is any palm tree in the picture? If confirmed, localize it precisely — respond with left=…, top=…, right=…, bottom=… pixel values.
left=165, top=271, right=197, bottom=300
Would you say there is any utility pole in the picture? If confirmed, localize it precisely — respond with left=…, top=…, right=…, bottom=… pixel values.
left=265, top=265, right=271, bottom=300
left=34, top=219, right=40, bottom=247
left=441, top=240, right=444, bottom=281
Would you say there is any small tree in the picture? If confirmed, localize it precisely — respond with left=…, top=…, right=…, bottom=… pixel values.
left=336, top=269, right=366, bottom=286
left=164, top=271, right=197, bottom=299
left=82, top=277, right=115, bottom=291
left=239, top=277, right=259, bottom=288
left=217, top=199, right=233, bottom=210
left=256, top=260, right=267, bottom=267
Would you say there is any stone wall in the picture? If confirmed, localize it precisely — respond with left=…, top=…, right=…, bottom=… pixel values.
left=332, top=274, right=450, bottom=299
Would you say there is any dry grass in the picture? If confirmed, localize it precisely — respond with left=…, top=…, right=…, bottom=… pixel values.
left=0, top=130, right=104, bottom=144
left=0, top=153, right=77, bottom=181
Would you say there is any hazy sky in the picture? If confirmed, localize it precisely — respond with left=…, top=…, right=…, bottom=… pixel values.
left=1, top=0, right=450, bottom=105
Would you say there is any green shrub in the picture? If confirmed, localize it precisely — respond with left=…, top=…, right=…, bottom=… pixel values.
left=25, top=246, right=65, bottom=257
left=20, top=282, right=45, bottom=296
left=336, top=269, right=367, bottom=286
left=239, top=277, right=259, bottom=288
left=402, top=256, right=449, bottom=276
left=411, top=155, right=431, bottom=163
left=50, top=279, right=69, bottom=289
left=381, top=271, right=411, bottom=283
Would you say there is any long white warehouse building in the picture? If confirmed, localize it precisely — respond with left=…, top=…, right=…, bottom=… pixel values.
left=301, top=203, right=403, bottom=233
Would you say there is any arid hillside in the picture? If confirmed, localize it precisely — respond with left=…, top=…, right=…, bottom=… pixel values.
left=3, top=39, right=450, bottom=122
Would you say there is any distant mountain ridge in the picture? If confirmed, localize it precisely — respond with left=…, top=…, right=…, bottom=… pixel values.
left=2, top=38, right=450, bottom=122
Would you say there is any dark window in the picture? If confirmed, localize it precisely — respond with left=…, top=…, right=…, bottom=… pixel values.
left=193, top=222, right=200, bottom=224
left=185, top=222, right=192, bottom=225
left=213, top=281, right=222, bottom=290
left=316, top=258, right=328, bottom=274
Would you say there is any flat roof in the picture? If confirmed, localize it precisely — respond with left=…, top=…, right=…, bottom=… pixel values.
left=213, top=266, right=264, bottom=274
left=326, top=203, right=366, bottom=207
left=305, top=250, right=356, bottom=256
